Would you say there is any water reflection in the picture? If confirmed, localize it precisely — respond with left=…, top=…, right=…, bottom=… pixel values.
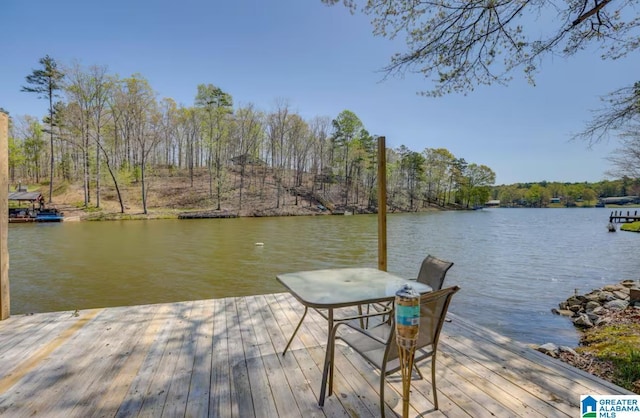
left=8, top=207, right=638, bottom=346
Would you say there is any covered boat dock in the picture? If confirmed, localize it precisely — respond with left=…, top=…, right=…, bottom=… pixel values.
left=8, top=191, right=45, bottom=206
left=7, top=191, right=44, bottom=222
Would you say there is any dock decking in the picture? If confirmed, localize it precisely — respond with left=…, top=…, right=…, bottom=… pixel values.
left=609, top=210, right=640, bottom=223
left=0, top=293, right=633, bottom=417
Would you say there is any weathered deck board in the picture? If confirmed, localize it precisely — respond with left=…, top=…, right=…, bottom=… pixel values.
left=183, top=299, right=214, bottom=418
left=266, top=294, right=333, bottom=418
left=0, top=310, right=83, bottom=381
left=0, top=293, right=633, bottom=417
left=115, top=303, right=184, bottom=418
left=36, top=306, right=150, bottom=416
left=245, top=295, right=305, bottom=418
left=98, top=303, right=175, bottom=418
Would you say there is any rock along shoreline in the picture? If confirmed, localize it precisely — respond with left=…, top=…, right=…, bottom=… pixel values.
left=553, top=279, right=640, bottom=329
left=533, top=280, right=640, bottom=356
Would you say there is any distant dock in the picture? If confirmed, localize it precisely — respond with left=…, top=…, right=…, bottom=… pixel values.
left=609, top=210, right=640, bottom=223
left=178, top=211, right=237, bottom=219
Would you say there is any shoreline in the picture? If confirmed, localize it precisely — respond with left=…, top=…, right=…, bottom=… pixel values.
left=54, top=202, right=447, bottom=222
left=533, top=281, right=640, bottom=394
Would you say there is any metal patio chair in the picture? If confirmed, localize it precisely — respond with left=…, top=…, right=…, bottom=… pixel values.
left=365, top=254, right=454, bottom=328
left=416, top=254, right=454, bottom=291
left=326, top=285, right=460, bottom=417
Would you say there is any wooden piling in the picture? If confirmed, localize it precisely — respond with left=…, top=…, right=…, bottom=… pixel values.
left=377, top=136, right=387, bottom=272
left=0, top=111, right=9, bottom=320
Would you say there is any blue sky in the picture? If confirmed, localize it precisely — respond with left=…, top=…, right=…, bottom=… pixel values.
left=1, top=0, right=635, bottom=185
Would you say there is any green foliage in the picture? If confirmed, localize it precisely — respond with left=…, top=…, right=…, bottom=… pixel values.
left=132, top=165, right=142, bottom=183
left=73, top=201, right=101, bottom=212
left=620, top=222, right=640, bottom=232
left=195, top=84, right=233, bottom=110
left=51, top=180, right=69, bottom=196
left=21, top=55, right=65, bottom=99
left=332, top=110, right=365, bottom=160
left=492, top=179, right=638, bottom=208
left=23, top=119, right=45, bottom=163
left=524, top=184, right=545, bottom=207
left=613, top=349, right=640, bottom=391
left=58, top=155, right=72, bottom=181
left=117, top=167, right=135, bottom=187
left=578, top=321, right=640, bottom=392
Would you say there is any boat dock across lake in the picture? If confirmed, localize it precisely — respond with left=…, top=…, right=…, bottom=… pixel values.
left=609, top=210, right=640, bottom=223
left=8, top=191, right=64, bottom=223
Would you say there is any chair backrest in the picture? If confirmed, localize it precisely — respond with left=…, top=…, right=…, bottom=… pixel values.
left=387, top=285, right=460, bottom=361
left=416, top=255, right=454, bottom=291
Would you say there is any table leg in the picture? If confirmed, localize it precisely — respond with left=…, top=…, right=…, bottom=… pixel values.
left=327, top=309, right=334, bottom=397
left=282, top=306, right=308, bottom=356
left=319, top=308, right=334, bottom=406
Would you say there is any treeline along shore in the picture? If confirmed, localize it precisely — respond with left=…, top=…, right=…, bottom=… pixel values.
left=7, top=58, right=639, bottom=219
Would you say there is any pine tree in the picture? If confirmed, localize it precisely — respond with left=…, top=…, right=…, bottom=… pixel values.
left=21, top=55, right=65, bottom=203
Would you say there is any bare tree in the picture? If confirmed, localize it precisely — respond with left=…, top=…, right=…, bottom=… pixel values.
left=86, top=65, right=114, bottom=209
left=157, top=98, right=179, bottom=168
left=121, top=75, right=160, bottom=214
left=309, top=116, right=332, bottom=197
left=84, top=67, right=128, bottom=213
left=20, top=117, right=46, bottom=183
left=575, top=83, right=640, bottom=145
left=287, top=114, right=312, bottom=205
left=180, top=108, right=200, bottom=187
left=325, top=0, right=640, bottom=153
left=64, top=64, right=94, bottom=207
left=324, top=1, right=638, bottom=96
left=233, top=104, right=264, bottom=211
left=266, top=100, right=291, bottom=208
left=606, top=127, right=640, bottom=179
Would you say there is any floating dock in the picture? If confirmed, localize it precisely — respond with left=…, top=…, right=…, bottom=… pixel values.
left=178, top=211, right=237, bottom=219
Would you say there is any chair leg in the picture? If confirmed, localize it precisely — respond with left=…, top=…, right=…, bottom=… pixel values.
left=431, top=354, right=438, bottom=410
left=413, top=363, right=424, bottom=380
left=379, top=371, right=386, bottom=418
left=283, top=306, right=308, bottom=356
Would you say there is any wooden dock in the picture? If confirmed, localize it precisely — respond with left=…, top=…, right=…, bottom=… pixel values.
left=609, top=210, right=640, bottom=223
left=178, top=211, right=237, bottom=219
left=0, top=293, right=633, bottom=417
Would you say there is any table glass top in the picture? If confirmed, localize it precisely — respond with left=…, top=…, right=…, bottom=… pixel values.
left=276, top=267, right=431, bottom=308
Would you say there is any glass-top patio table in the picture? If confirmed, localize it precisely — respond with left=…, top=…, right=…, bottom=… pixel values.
left=276, top=267, right=431, bottom=406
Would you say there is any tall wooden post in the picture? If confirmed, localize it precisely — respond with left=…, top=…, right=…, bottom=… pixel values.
left=0, top=111, right=10, bottom=320
left=377, top=136, right=387, bottom=271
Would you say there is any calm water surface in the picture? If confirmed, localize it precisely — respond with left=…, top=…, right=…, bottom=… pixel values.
left=8, top=208, right=639, bottom=346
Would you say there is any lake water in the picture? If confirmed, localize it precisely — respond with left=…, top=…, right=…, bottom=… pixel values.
left=7, top=208, right=638, bottom=346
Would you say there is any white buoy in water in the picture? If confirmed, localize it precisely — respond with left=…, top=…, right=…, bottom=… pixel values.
left=255, top=242, right=264, bottom=246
